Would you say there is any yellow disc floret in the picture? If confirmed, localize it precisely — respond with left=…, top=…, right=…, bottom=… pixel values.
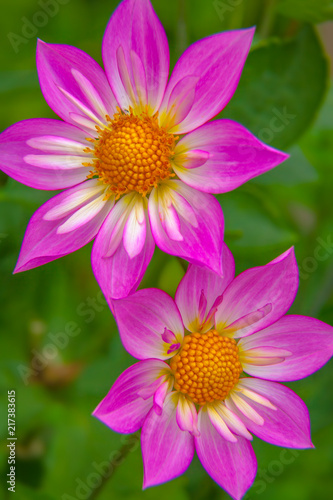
left=170, top=330, right=242, bottom=405
left=83, top=108, right=176, bottom=198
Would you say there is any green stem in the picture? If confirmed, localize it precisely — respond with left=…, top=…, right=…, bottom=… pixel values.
left=88, top=432, right=140, bottom=500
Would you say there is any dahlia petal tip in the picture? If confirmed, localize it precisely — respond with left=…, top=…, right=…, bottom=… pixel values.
left=241, top=25, right=256, bottom=38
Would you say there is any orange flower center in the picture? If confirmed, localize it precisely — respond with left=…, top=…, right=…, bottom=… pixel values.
left=83, top=108, right=176, bottom=198
left=170, top=330, right=242, bottom=405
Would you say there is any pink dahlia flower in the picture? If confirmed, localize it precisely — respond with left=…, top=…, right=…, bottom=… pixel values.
left=0, top=0, right=288, bottom=298
left=93, top=246, right=333, bottom=499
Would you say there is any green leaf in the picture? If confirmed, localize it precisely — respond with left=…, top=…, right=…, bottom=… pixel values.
left=276, top=0, right=333, bottom=23
left=218, top=190, right=296, bottom=250
left=223, top=25, right=329, bottom=150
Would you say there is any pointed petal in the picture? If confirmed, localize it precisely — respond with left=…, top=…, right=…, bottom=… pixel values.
left=37, top=41, right=117, bottom=133
left=215, top=248, right=298, bottom=338
left=149, top=181, right=224, bottom=276
left=173, top=120, right=289, bottom=193
left=159, top=28, right=254, bottom=134
left=175, top=244, right=234, bottom=333
left=0, top=118, right=90, bottom=190
left=93, top=359, right=169, bottom=434
left=195, top=407, right=257, bottom=500
left=91, top=195, right=155, bottom=300
left=227, top=379, right=313, bottom=449
left=111, top=288, right=184, bottom=360
left=102, top=0, right=169, bottom=112
left=142, top=393, right=194, bottom=488
left=14, top=182, right=111, bottom=273
left=239, top=315, right=333, bottom=381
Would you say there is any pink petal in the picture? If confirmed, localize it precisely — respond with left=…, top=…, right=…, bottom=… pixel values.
left=176, top=394, right=200, bottom=437
left=102, top=0, right=169, bottom=112
left=228, top=392, right=265, bottom=426
left=153, top=380, right=171, bottom=416
left=159, top=75, right=199, bottom=130
left=222, top=304, right=273, bottom=335
left=148, top=180, right=224, bottom=276
left=175, top=244, right=234, bottom=333
left=37, top=40, right=117, bottom=133
left=173, top=120, right=289, bottom=193
left=141, top=393, right=194, bottom=488
left=56, top=193, right=108, bottom=234
left=215, top=247, right=298, bottom=338
left=0, top=118, right=90, bottom=190
left=91, top=196, right=155, bottom=300
left=158, top=197, right=183, bottom=241
left=227, top=378, right=313, bottom=448
left=240, top=346, right=292, bottom=366
left=180, top=149, right=210, bottom=169
left=14, top=182, right=111, bottom=273
left=211, top=402, right=252, bottom=441
left=93, top=359, right=170, bottom=434
left=239, top=315, right=333, bottom=381
left=207, top=405, right=238, bottom=443
left=161, top=328, right=177, bottom=344
left=235, top=381, right=277, bottom=410
left=111, top=288, right=184, bottom=360
left=159, top=28, right=255, bottom=134
left=99, top=195, right=137, bottom=259
left=195, top=407, right=257, bottom=500
left=43, top=180, right=104, bottom=220
left=122, top=197, right=147, bottom=258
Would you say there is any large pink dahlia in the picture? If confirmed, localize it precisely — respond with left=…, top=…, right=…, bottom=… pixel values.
left=93, top=246, right=333, bottom=499
left=0, top=0, right=288, bottom=298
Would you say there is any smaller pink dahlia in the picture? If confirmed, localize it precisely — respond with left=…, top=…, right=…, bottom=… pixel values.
left=0, top=0, right=288, bottom=299
left=93, top=245, right=333, bottom=500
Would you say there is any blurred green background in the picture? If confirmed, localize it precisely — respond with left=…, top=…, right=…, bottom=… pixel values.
left=1, top=0, right=333, bottom=499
